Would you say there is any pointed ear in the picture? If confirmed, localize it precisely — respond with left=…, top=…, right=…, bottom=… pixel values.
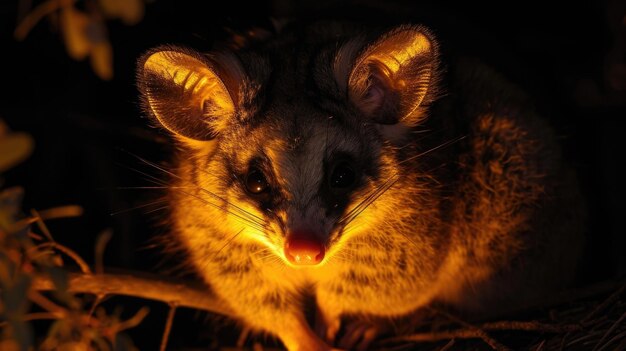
left=137, top=46, right=244, bottom=141
left=339, top=26, right=439, bottom=125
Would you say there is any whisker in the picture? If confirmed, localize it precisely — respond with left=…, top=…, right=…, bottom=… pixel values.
left=143, top=205, right=170, bottom=215
left=116, top=162, right=170, bottom=187
left=397, top=135, right=467, bottom=166
left=335, top=137, right=461, bottom=230
left=119, top=155, right=269, bottom=233
left=350, top=172, right=400, bottom=215
left=110, top=198, right=169, bottom=216
left=173, top=187, right=270, bottom=233
left=113, top=186, right=191, bottom=190
left=340, top=182, right=384, bottom=222
left=340, top=174, right=400, bottom=227
left=120, top=163, right=269, bottom=232
left=123, top=151, right=267, bottom=226
left=216, top=228, right=245, bottom=255
left=340, top=173, right=400, bottom=225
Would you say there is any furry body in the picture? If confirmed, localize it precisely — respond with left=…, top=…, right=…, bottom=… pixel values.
left=138, top=21, right=584, bottom=350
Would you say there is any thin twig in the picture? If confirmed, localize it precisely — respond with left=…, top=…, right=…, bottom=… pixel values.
left=435, top=309, right=511, bottom=351
left=479, top=320, right=581, bottom=333
left=28, top=290, right=67, bottom=317
left=583, top=284, right=625, bottom=324
left=95, top=230, right=112, bottom=275
left=596, top=330, right=626, bottom=351
left=383, top=328, right=498, bottom=343
left=160, top=304, right=177, bottom=351
left=37, top=205, right=83, bottom=220
left=593, top=310, right=626, bottom=351
left=88, top=293, right=106, bottom=317
left=561, top=283, right=626, bottom=348
left=439, top=339, right=455, bottom=351
left=111, top=307, right=150, bottom=333
left=532, top=339, right=546, bottom=351
left=14, top=0, right=73, bottom=40
left=237, top=326, right=252, bottom=347
left=31, top=209, right=54, bottom=242
left=34, top=242, right=92, bottom=274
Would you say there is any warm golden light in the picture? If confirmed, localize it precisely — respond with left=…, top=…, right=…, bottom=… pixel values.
left=371, top=32, right=431, bottom=74
left=142, top=51, right=235, bottom=140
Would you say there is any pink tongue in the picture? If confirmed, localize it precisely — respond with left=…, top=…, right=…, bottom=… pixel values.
left=284, top=234, right=325, bottom=265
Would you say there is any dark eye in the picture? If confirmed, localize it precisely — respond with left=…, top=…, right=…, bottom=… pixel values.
left=329, top=162, right=356, bottom=190
left=245, top=168, right=269, bottom=194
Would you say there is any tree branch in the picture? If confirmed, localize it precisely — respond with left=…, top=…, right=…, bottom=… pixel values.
left=32, top=271, right=235, bottom=318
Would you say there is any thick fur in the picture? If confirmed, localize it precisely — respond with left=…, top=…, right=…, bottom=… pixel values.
left=138, top=21, right=584, bottom=350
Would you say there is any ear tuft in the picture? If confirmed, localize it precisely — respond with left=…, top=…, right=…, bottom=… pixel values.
left=344, top=26, right=439, bottom=125
left=138, top=47, right=239, bottom=141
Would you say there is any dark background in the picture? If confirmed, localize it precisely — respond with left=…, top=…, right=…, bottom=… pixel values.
left=1, top=0, right=625, bottom=349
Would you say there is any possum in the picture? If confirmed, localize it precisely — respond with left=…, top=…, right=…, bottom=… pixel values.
left=136, top=20, right=585, bottom=351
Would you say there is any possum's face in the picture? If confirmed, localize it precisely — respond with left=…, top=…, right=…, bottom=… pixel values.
left=138, top=25, right=440, bottom=266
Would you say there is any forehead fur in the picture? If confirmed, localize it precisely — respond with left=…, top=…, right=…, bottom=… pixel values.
left=267, top=116, right=367, bottom=203
left=214, top=97, right=380, bottom=209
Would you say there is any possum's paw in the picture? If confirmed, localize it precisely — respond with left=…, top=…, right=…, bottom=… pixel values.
left=336, top=319, right=385, bottom=351
left=314, top=306, right=388, bottom=350
left=315, top=304, right=341, bottom=344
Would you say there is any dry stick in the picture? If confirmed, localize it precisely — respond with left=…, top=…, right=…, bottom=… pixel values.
left=382, top=319, right=581, bottom=345
left=88, top=294, right=106, bottom=318
left=565, top=330, right=606, bottom=348
left=95, top=230, right=112, bottom=275
left=583, top=284, right=626, bottom=325
left=438, top=339, right=455, bottom=351
left=35, top=242, right=92, bottom=274
left=435, top=309, right=511, bottom=351
left=32, top=272, right=235, bottom=317
left=31, top=209, right=54, bottom=242
left=593, top=310, right=626, bottom=351
left=237, top=326, right=252, bottom=347
left=28, top=290, right=67, bottom=318
left=597, top=330, right=626, bottom=351
left=479, top=321, right=581, bottom=333
left=111, top=307, right=150, bottom=333
left=532, top=339, right=546, bottom=351
left=385, top=329, right=501, bottom=344
left=560, top=283, right=626, bottom=350
left=384, top=282, right=624, bottom=350
left=160, top=305, right=177, bottom=351
left=13, top=0, right=75, bottom=40
left=502, top=281, right=626, bottom=320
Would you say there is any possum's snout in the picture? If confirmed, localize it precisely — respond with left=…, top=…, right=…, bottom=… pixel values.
left=284, top=231, right=325, bottom=265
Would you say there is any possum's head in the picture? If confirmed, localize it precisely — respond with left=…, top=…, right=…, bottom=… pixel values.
left=138, top=25, right=441, bottom=267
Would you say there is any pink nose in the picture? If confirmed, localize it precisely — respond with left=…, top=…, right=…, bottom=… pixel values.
left=284, top=232, right=325, bottom=265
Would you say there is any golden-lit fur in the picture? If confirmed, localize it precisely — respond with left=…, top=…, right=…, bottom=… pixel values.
left=138, top=21, right=584, bottom=351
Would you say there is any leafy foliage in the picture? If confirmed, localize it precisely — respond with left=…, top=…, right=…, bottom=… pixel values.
left=14, top=0, right=147, bottom=80
left=0, top=120, right=143, bottom=351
